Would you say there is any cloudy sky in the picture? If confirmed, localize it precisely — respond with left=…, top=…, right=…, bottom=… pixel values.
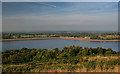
left=2, top=2, right=118, bottom=32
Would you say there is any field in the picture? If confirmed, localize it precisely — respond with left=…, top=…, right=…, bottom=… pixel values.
left=3, top=56, right=119, bottom=72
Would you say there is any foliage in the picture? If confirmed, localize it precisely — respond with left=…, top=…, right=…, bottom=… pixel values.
left=2, top=46, right=119, bottom=72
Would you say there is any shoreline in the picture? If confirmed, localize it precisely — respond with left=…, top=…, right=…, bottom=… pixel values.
left=59, top=37, right=120, bottom=42
left=1, top=37, right=60, bottom=41
left=1, top=37, right=120, bottom=42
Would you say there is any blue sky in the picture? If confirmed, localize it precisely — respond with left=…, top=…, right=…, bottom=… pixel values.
left=3, top=2, right=118, bottom=32
left=2, top=0, right=120, bottom=2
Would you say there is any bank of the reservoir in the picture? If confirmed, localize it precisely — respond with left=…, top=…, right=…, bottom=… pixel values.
left=1, top=37, right=120, bottom=42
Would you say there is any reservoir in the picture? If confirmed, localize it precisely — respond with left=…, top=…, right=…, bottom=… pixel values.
left=2, top=39, right=119, bottom=51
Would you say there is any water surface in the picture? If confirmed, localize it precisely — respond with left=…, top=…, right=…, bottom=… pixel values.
left=2, top=39, right=119, bottom=51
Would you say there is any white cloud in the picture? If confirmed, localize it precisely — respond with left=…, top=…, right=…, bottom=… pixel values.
left=3, top=13, right=118, bottom=32
left=3, top=13, right=117, bottom=26
left=40, top=3, right=56, bottom=8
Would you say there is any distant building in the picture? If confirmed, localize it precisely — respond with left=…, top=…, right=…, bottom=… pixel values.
left=84, top=37, right=90, bottom=39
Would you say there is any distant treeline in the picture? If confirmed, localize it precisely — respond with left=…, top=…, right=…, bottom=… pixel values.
left=2, top=46, right=120, bottom=72
left=2, top=32, right=120, bottom=40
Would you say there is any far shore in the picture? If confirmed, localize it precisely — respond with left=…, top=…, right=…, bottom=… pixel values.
left=1, top=37, right=60, bottom=41
left=1, top=37, right=120, bottom=42
left=60, top=37, right=120, bottom=42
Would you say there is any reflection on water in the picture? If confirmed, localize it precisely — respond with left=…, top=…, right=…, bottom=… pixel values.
left=2, top=39, right=119, bottom=51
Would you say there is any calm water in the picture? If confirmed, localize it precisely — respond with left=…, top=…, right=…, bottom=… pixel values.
left=2, top=39, right=119, bottom=51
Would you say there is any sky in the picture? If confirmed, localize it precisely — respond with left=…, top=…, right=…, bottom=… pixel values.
left=2, top=2, right=118, bottom=32
left=2, top=0, right=120, bottom=2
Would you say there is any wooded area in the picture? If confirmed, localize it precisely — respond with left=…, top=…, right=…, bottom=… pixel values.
left=2, top=45, right=119, bottom=72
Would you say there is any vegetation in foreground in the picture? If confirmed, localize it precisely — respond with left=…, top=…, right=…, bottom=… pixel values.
left=2, top=45, right=120, bottom=72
